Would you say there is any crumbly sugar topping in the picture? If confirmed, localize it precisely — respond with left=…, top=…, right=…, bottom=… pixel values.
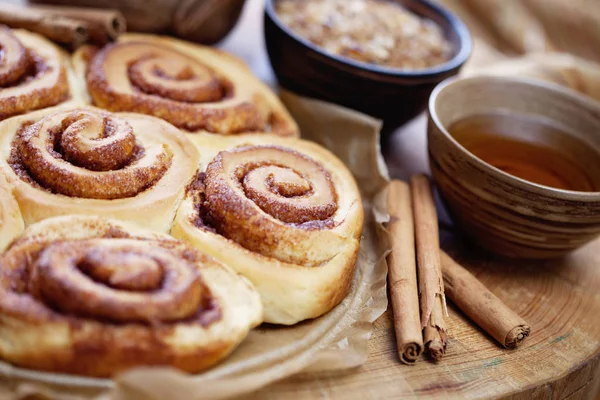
left=276, top=0, right=453, bottom=69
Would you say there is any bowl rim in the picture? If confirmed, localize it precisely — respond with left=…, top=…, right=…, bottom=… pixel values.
left=428, top=74, right=600, bottom=199
left=264, top=0, right=472, bottom=78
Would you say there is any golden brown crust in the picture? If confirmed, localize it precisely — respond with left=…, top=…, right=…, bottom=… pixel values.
left=0, top=27, right=81, bottom=120
left=0, top=174, right=24, bottom=252
left=74, top=33, right=299, bottom=137
left=0, top=105, right=200, bottom=232
left=0, top=215, right=262, bottom=377
left=171, top=135, right=364, bottom=325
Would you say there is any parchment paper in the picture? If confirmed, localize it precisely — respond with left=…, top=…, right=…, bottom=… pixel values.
left=0, top=93, right=390, bottom=400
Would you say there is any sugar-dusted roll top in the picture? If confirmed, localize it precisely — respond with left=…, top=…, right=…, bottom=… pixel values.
left=0, top=26, right=76, bottom=120
left=0, top=216, right=262, bottom=377
left=16, top=108, right=172, bottom=199
left=79, top=34, right=299, bottom=136
left=33, top=238, right=211, bottom=323
left=202, top=145, right=354, bottom=266
left=173, top=135, right=364, bottom=324
left=0, top=106, right=199, bottom=232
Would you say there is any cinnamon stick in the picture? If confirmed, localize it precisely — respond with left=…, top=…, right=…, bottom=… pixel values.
left=23, top=5, right=126, bottom=45
left=0, top=5, right=88, bottom=48
left=410, top=174, right=448, bottom=361
left=440, top=251, right=531, bottom=348
left=386, top=180, right=423, bottom=365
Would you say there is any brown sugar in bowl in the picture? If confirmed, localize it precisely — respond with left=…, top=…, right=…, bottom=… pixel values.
left=264, top=0, right=471, bottom=132
left=428, top=75, right=600, bottom=259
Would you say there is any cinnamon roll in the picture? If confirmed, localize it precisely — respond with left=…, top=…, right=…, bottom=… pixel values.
left=0, top=174, right=24, bottom=252
left=172, top=135, right=364, bottom=325
left=0, top=215, right=262, bottom=377
left=73, top=33, right=299, bottom=137
left=0, top=26, right=82, bottom=120
left=0, top=105, right=199, bottom=232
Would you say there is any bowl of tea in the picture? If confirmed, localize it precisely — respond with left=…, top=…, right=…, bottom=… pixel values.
left=428, top=75, right=600, bottom=259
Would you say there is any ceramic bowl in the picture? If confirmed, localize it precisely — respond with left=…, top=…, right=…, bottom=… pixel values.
left=264, top=0, right=471, bottom=131
left=428, top=75, right=600, bottom=259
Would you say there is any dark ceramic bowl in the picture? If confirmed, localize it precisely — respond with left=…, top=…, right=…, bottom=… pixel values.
left=264, top=0, right=472, bottom=131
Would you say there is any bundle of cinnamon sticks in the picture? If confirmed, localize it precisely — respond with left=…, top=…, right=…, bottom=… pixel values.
left=0, top=4, right=125, bottom=48
left=386, top=177, right=531, bottom=364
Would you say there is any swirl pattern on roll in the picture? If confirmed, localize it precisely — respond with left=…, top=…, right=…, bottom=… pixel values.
left=82, top=35, right=299, bottom=136
left=0, top=26, right=70, bottom=120
left=203, top=146, right=339, bottom=265
left=0, top=216, right=262, bottom=377
left=172, top=135, right=364, bottom=324
left=33, top=239, right=204, bottom=323
left=16, top=109, right=170, bottom=200
left=0, top=106, right=199, bottom=232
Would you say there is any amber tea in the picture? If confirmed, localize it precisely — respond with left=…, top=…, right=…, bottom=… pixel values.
left=449, top=113, right=598, bottom=192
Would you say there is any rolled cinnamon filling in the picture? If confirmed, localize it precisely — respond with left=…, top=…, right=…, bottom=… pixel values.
left=31, top=239, right=203, bottom=323
left=0, top=26, right=69, bottom=120
left=86, top=41, right=275, bottom=134
left=128, top=57, right=225, bottom=103
left=14, top=109, right=172, bottom=200
left=202, top=146, right=338, bottom=262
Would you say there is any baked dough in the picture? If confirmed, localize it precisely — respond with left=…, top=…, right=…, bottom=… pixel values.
left=0, top=105, right=199, bottom=232
left=171, top=134, right=364, bottom=325
left=73, top=33, right=299, bottom=137
left=0, top=174, right=23, bottom=252
left=0, top=215, right=262, bottom=377
left=0, top=26, right=84, bottom=120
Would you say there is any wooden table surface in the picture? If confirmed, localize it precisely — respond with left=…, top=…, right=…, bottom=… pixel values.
left=220, top=1, right=600, bottom=399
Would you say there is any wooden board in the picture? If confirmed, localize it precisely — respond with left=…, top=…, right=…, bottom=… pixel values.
left=246, top=235, right=600, bottom=399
